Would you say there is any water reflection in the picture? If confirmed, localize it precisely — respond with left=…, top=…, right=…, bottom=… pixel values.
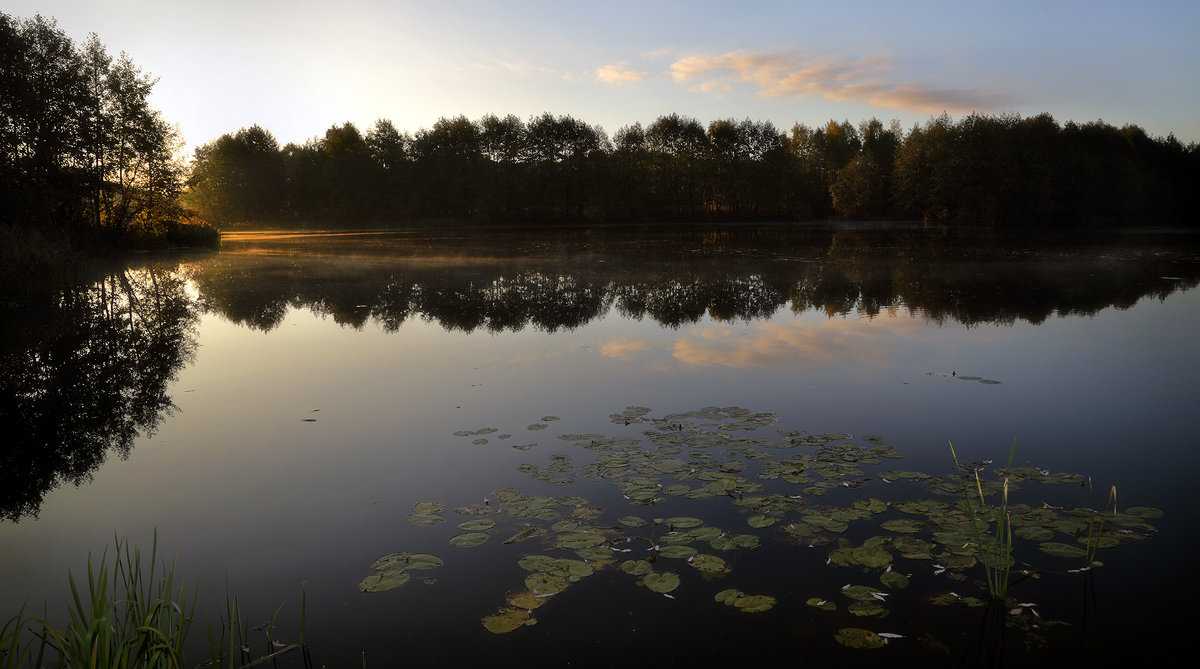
left=0, top=264, right=198, bottom=521
left=191, top=227, right=1199, bottom=333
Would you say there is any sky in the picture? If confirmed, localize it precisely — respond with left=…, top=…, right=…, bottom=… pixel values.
left=8, top=0, right=1200, bottom=157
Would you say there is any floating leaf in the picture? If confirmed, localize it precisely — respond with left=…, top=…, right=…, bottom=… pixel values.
left=506, top=590, right=546, bottom=610
left=618, top=516, right=648, bottom=527
left=1124, top=506, right=1164, bottom=519
left=370, top=552, right=443, bottom=571
left=733, top=595, right=776, bottom=613
left=481, top=608, right=533, bottom=634
left=806, top=597, right=837, bottom=612
left=715, top=588, right=744, bottom=605
left=449, top=532, right=489, bottom=548
left=880, top=519, right=924, bottom=534
left=848, top=601, right=889, bottom=618
left=525, top=573, right=568, bottom=595
left=457, top=519, right=496, bottom=531
left=689, top=554, right=728, bottom=574
left=658, top=545, right=698, bottom=559
left=407, top=513, right=444, bottom=527
left=665, top=517, right=704, bottom=529
left=880, top=571, right=909, bottom=589
left=621, top=560, right=653, bottom=576
left=834, top=628, right=885, bottom=649
left=641, top=572, right=681, bottom=594
left=1039, top=542, right=1087, bottom=558
left=358, top=570, right=411, bottom=592
left=747, top=515, right=777, bottom=528
left=412, top=501, right=445, bottom=515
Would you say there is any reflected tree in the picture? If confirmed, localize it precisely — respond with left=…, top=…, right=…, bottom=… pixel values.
left=0, top=264, right=198, bottom=521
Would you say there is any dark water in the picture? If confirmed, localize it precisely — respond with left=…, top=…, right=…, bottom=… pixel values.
left=1, top=223, right=1197, bottom=667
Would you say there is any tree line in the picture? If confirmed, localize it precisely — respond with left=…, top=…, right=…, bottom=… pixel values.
left=0, top=12, right=211, bottom=249
left=187, top=111, right=1199, bottom=228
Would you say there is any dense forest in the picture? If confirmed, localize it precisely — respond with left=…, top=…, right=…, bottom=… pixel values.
left=187, top=111, right=1200, bottom=228
left=0, top=12, right=213, bottom=253
left=3, top=10, right=1198, bottom=257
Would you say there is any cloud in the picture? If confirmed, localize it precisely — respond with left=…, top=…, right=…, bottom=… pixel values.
left=672, top=317, right=924, bottom=369
left=669, top=50, right=1009, bottom=113
left=595, top=63, right=649, bottom=86
left=600, top=336, right=651, bottom=360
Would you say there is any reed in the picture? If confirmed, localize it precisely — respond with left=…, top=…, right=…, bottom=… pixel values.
left=1084, top=478, right=1119, bottom=568
left=1, top=534, right=307, bottom=669
left=950, top=440, right=1016, bottom=601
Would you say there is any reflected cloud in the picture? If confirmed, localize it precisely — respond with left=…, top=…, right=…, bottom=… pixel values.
left=669, top=50, right=1009, bottom=113
left=673, top=317, right=922, bottom=369
left=600, top=336, right=651, bottom=359
left=596, top=63, right=650, bottom=85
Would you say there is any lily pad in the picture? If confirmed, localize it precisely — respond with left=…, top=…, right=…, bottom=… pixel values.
left=689, top=554, right=728, bottom=574
left=641, top=572, right=681, bottom=594
left=835, top=628, right=885, bottom=649
left=880, top=518, right=924, bottom=534
left=525, top=572, right=569, bottom=595
left=1039, top=542, right=1087, bottom=558
left=481, top=608, right=533, bottom=634
left=407, top=513, right=445, bottom=526
left=449, top=532, right=489, bottom=548
left=412, top=501, right=444, bottom=515
left=618, top=516, right=648, bottom=527
left=806, top=597, right=837, bottom=611
left=747, top=515, right=777, bottom=528
left=733, top=595, right=776, bottom=613
left=715, top=588, right=744, bottom=605
left=506, top=590, right=547, bottom=610
left=880, top=571, right=910, bottom=589
left=621, top=560, right=653, bottom=576
left=658, top=545, right=698, bottom=559
left=457, top=519, right=496, bottom=531
left=358, top=570, right=411, bottom=592
left=370, top=552, right=443, bottom=571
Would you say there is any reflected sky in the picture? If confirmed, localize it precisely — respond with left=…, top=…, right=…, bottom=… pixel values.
left=1, top=226, right=1197, bottom=666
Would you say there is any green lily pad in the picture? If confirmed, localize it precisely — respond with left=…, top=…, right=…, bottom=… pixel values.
left=641, top=571, right=681, bottom=594
left=457, top=519, right=496, bottom=531
left=665, top=516, right=704, bottom=529
left=370, top=552, right=443, bottom=571
left=412, top=501, right=445, bottom=515
left=880, top=518, right=924, bottom=534
left=449, top=532, right=489, bottom=548
left=747, top=515, right=777, bottom=528
left=659, top=545, right=698, bottom=559
left=556, top=532, right=606, bottom=549
left=689, top=554, right=728, bottom=574
left=481, top=607, right=533, bottom=634
left=880, top=571, right=909, bottom=589
left=848, top=601, right=889, bottom=617
left=1039, top=542, right=1087, bottom=558
left=835, top=627, right=885, bottom=649
left=733, top=595, right=776, bottom=613
left=407, top=513, right=445, bottom=526
left=621, top=560, right=653, bottom=576
left=715, top=588, right=744, bottom=605
left=618, top=516, right=648, bottom=527
left=806, top=597, right=837, bottom=611
left=841, top=585, right=886, bottom=602
left=1124, top=506, right=1164, bottom=519
left=525, top=572, right=569, bottom=595
left=358, top=570, right=411, bottom=592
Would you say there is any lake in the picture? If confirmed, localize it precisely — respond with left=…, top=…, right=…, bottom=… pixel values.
left=2, top=223, right=1197, bottom=667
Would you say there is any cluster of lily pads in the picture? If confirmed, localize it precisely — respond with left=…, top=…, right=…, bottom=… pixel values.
left=360, top=406, right=1162, bottom=651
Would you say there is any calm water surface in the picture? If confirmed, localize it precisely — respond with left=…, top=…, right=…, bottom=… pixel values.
left=1, top=224, right=1197, bottom=666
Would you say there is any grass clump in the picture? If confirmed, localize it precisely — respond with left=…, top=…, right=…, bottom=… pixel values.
left=949, top=441, right=1016, bottom=602
left=0, top=533, right=305, bottom=669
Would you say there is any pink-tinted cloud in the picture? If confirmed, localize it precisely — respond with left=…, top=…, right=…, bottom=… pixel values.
left=600, top=336, right=651, bottom=359
left=669, top=50, right=1009, bottom=114
left=672, top=317, right=923, bottom=369
left=595, top=63, right=649, bottom=85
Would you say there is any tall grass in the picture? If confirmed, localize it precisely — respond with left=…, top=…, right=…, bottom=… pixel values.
left=1084, top=478, right=1119, bottom=568
left=0, top=534, right=307, bottom=669
left=950, top=440, right=1016, bottom=601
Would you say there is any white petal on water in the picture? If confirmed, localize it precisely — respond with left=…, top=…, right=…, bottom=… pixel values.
left=877, top=633, right=905, bottom=639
